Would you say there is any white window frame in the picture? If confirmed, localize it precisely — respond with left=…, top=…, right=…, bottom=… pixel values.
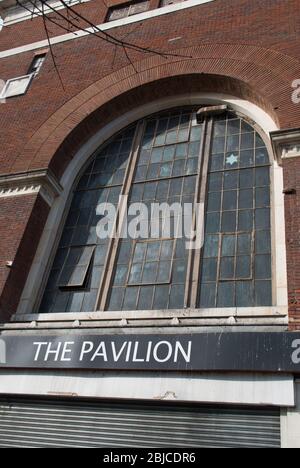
left=14, top=94, right=288, bottom=324
left=0, top=73, right=34, bottom=99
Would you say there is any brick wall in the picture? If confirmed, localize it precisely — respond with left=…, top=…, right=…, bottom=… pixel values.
left=0, top=0, right=299, bottom=319
left=0, top=194, right=49, bottom=321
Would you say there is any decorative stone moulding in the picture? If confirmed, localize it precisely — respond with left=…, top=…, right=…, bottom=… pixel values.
left=270, top=128, right=300, bottom=165
left=0, top=169, right=63, bottom=206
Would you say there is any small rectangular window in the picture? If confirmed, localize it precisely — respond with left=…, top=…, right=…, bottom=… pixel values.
left=107, top=1, right=149, bottom=22
left=28, top=53, right=46, bottom=76
left=59, top=245, right=95, bottom=289
left=0, top=74, right=33, bottom=99
left=160, top=0, right=186, bottom=6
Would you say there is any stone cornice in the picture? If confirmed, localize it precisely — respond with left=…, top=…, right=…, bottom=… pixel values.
left=270, top=128, right=300, bottom=165
left=0, top=169, right=63, bottom=206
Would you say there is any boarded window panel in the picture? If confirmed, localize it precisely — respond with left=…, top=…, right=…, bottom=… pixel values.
left=59, top=246, right=95, bottom=288
left=108, top=5, right=129, bottom=21
left=160, top=0, right=185, bottom=6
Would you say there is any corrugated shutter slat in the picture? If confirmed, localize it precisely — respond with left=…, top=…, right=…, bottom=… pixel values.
left=0, top=399, right=281, bottom=448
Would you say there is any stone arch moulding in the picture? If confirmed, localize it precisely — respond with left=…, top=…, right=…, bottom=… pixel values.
left=14, top=89, right=288, bottom=319
left=10, top=42, right=300, bottom=177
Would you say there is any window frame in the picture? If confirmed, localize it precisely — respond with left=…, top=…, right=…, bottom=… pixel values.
left=26, top=106, right=286, bottom=320
left=106, top=0, right=150, bottom=22
left=0, top=73, right=34, bottom=99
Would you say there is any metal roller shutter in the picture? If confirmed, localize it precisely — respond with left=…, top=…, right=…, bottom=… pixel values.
left=0, top=398, right=281, bottom=448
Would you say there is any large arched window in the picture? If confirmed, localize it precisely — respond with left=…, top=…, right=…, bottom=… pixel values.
left=39, top=106, right=272, bottom=313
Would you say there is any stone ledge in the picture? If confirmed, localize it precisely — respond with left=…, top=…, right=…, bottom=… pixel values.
left=0, top=169, right=63, bottom=206
left=270, top=128, right=300, bottom=165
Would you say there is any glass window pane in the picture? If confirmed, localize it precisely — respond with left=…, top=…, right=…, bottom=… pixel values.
left=255, top=167, right=270, bottom=186
left=226, top=135, right=240, bottom=152
left=255, top=187, right=270, bottom=207
left=217, top=282, right=235, bottom=307
left=227, top=119, right=240, bottom=135
left=220, top=257, right=235, bottom=279
left=236, top=281, right=253, bottom=307
left=114, top=265, right=128, bottom=286
left=255, top=280, right=272, bottom=306
left=172, top=259, right=186, bottom=282
left=214, top=120, right=227, bottom=136
left=212, top=137, right=225, bottom=154
left=256, top=148, right=269, bottom=165
left=142, top=262, right=158, bottom=283
left=190, top=126, right=202, bottom=142
left=222, top=191, right=237, bottom=211
left=222, top=235, right=236, bottom=256
left=161, top=240, right=173, bottom=259
left=153, top=285, right=170, bottom=309
left=206, top=212, right=221, bottom=233
left=147, top=164, right=160, bottom=180
left=240, top=169, right=254, bottom=188
left=208, top=173, right=223, bottom=192
left=224, top=171, right=239, bottom=190
left=207, top=192, right=222, bottom=212
left=157, top=261, right=172, bottom=283
left=204, top=235, right=219, bottom=258
left=169, top=284, right=185, bottom=309
left=236, top=256, right=251, bottom=279
left=255, top=230, right=271, bottom=254
left=202, top=258, right=218, bottom=282
left=108, top=287, right=124, bottom=310
left=255, top=208, right=270, bottom=229
left=138, top=286, right=154, bottom=310
left=240, top=149, right=254, bottom=167
left=151, top=147, right=163, bottom=163
left=238, top=210, right=253, bottom=231
left=186, top=158, right=198, bottom=175
left=239, top=189, right=253, bottom=209
left=237, top=233, right=252, bottom=254
left=123, top=287, right=138, bottom=310
left=210, top=154, right=224, bottom=172
left=166, top=131, right=177, bottom=145
left=172, top=160, right=185, bottom=177
left=119, top=242, right=132, bottom=263
left=199, top=283, right=216, bottom=308
left=175, top=238, right=186, bottom=259
left=188, top=141, right=200, bottom=157
left=255, top=254, right=271, bottom=279
left=221, top=211, right=236, bottom=232
left=163, top=145, right=176, bottom=161
left=146, top=242, right=161, bottom=260
left=160, top=163, right=173, bottom=178
left=240, top=133, right=254, bottom=150
left=129, top=263, right=143, bottom=284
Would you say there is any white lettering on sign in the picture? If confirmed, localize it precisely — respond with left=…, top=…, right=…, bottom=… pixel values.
left=33, top=342, right=48, bottom=361
left=153, top=341, right=173, bottom=363
left=111, top=341, right=128, bottom=362
left=32, top=339, right=192, bottom=364
left=61, top=342, right=74, bottom=362
left=292, top=339, right=300, bottom=364
left=91, top=342, right=108, bottom=362
left=80, top=341, right=93, bottom=361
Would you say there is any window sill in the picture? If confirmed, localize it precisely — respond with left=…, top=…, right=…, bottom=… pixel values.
left=11, top=306, right=288, bottom=323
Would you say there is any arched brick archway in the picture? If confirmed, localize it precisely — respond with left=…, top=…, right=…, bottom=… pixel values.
left=12, top=43, right=300, bottom=178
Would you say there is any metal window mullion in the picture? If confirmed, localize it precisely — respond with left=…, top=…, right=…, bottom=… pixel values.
left=184, top=117, right=213, bottom=308
left=95, top=121, right=145, bottom=311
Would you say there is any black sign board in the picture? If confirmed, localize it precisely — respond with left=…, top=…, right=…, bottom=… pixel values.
left=0, top=333, right=300, bottom=373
